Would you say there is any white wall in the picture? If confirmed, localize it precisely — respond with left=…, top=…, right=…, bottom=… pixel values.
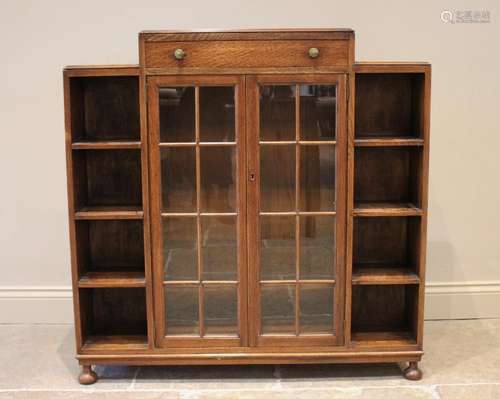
left=1, top=0, right=499, bottom=323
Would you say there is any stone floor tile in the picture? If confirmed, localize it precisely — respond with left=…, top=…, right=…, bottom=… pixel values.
left=0, top=393, right=180, bottom=399
left=419, top=319, right=500, bottom=384
left=169, top=386, right=435, bottom=398
left=437, top=384, right=500, bottom=399
left=0, top=325, right=134, bottom=390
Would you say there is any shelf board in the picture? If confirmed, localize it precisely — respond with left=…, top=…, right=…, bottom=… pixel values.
left=78, top=271, right=146, bottom=288
left=354, top=137, right=424, bottom=147
left=74, top=206, right=144, bottom=220
left=72, top=140, right=141, bottom=150
left=352, top=267, right=420, bottom=285
left=82, top=335, right=148, bottom=351
left=351, top=331, right=417, bottom=347
left=353, top=202, right=423, bottom=217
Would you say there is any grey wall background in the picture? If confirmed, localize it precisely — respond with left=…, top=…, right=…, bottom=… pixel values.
left=1, top=0, right=499, bottom=321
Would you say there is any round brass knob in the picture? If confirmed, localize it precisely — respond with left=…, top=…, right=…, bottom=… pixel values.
left=174, top=48, right=185, bottom=60
left=308, top=47, right=320, bottom=59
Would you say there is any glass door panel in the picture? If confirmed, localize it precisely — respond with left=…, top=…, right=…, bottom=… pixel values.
left=149, top=76, right=246, bottom=348
left=248, top=75, right=346, bottom=347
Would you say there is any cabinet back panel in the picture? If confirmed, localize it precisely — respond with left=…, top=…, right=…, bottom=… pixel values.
left=355, top=73, right=424, bottom=137
left=82, top=288, right=147, bottom=336
left=73, top=150, right=142, bottom=207
left=353, top=217, right=420, bottom=271
left=351, top=285, right=417, bottom=334
left=70, top=77, right=140, bottom=141
left=355, top=147, right=421, bottom=205
left=76, top=220, right=145, bottom=272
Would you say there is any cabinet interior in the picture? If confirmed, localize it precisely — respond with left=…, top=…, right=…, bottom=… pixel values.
left=355, top=73, right=424, bottom=138
left=75, top=220, right=145, bottom=274
left=353, top=216, right=420, bottom=273
left=351, top=284, right=418, bottom=343
left=72, top=149, right=142, bottom=210
left=79, top=287, right=147, bottom=346
left=69, top=76, right=140, bottom=142
left=354, top=147, right=422, bottom=208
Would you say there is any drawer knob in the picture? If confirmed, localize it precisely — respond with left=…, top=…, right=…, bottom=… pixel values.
left=308, top=47, right=320, bottom=59
left=174, top=48, right=185, bottom=60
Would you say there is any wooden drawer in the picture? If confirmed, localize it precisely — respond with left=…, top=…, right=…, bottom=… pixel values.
left=141, top=30, right=353, bottom=70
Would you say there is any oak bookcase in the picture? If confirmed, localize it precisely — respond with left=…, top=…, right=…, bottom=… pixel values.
left=63, top=29, right=430, bottom=384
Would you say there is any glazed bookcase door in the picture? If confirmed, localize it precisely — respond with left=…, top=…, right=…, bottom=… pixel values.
left=246, top=75, right=347, bottom=347
left=148, top=75, right=247, bottom=348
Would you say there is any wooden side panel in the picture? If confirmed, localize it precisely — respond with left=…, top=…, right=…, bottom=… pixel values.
left=139, top=34, right=156, bottom=350
left=64, top=71, right=84, bottom=351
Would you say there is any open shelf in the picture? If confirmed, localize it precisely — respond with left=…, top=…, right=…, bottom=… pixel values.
left=353, top=216, right=421, bottom=276
left=82, top=334, right=148, bottom=351
left=79, top=287, right=147, bottom=348
left=79, top=271, right=146, bottom=288
left=351, top=284, right=418, bottom=346
left=354, top=147, right=422, bottom=210
left=355, top=73, right=424, bottom=140
left=353, top=202, right=422, bottom=217
left=352, top=267, right=419, bottom=285
left=354, top=137, right=424, bottom=147
left=72, top=140, right=141, bottom=150
left=69, top=76, right=140, bottom=142
left=72, top=149, right=142, bottom=210
left=75, top=219, right=145, bottom=274
left=351, top=331, right=416, bottom=347
left=74, top=206, right=143, bottom=220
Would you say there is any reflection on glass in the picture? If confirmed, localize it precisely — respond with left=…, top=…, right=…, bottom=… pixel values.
left=260, top=216, right=295, bottom=280
left=163, top=217, right=197, bottom=280
left=300, top=85, right=336, bottom=140
left=300, top=216, right=335, bottom=280
left=200, top=147, right=236, bottom=212
left=260, top=145, right=295, bottom=212
left=200, top=86, right=235, bottom=142
left=202, top=216, right=237, bottom=281
left=161, top=147, right=196, bottom=212
left=261, top=284, right=295, bottom=334
left=159, top=87, right=195, bottom=142
left=300, top=145, right=335, bottom=211
left=204, top=285, right=238, bottom=335
left=260, top=85, right=295, bottom=141
left=300, top=285, right=334, bottom=334
left=165, top=286, right=199, bottom=335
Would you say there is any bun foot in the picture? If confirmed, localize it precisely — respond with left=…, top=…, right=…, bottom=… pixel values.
left=403, top=361, right=423, bottom=381
left=79, top=365, right=98, bottom=385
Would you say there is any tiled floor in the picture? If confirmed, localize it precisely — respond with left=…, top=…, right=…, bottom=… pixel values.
left=0, top=320, right=499, bottom=398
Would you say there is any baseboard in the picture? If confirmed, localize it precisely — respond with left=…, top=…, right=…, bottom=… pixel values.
left=424, top=281, right=500, bottom=320
left=1, top=282, right=499, bottom=324
left=0, top=286, right=74, bottom=324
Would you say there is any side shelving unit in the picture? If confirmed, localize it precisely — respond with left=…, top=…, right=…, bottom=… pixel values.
left=349, top=64, right=430, bottom=348
left=64, top=67, right=149, bottom=351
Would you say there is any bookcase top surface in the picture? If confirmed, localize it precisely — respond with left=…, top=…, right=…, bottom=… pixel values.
left=139, top=28, right=354, bottom=41
left=140, top=28, right=354, bottom=33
